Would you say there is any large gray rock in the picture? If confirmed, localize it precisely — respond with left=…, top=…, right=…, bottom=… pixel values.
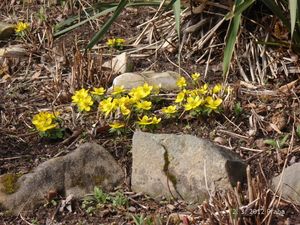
left=131, top=132, right=246, bottom=203
left=272, top=162, right=300, bottom=204
left=0, top=142, right=124, bottom=214
left=110, top=71, right=180, bottom=92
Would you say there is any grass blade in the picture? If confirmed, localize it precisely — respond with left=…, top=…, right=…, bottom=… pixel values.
left=172, top=0, right=181, bottom=37
left=289, top=0, right=297, bottom=38
left=86, top=0, right=128, bottom=50
left=223, top=0, right=255, bottom=77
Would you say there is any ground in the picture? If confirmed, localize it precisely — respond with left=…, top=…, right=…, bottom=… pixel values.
left=0, top=1, right=300, bottom=224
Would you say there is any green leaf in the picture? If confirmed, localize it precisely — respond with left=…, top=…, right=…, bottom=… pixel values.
left=296, top=125, right=300, bottom=137
left=223, top=0, right=255, bottom=77
left=279, top=134, right=289, bottom=148
left=289, top=0, right=297, bottom=38
left=86, top=0, right=128, bottom=50
left=54, top=7, right=118, bottom=37
left=172, top=0, right=181, bottom=38
left=264, top=139, right=277, bottom=148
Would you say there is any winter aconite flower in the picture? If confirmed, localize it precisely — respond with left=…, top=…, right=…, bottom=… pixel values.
left=205, top=96, right=222, bottom=110
left=15, top=22, right=30, bottom=33
left=99, top=97, right=117, bottom=116
left=198, top=83, right=208, bottom=95
left=212, top=84, right=222, bottom=94
left=184, top=96, right=203, bottom=111
left=107, top=38, right=125, bottom=49
left=32, top=111, right=58, bottom=132
left=129, top=83, right=153, bottom=101
left=191, top=72, right=200, bottom=81
left=112, top=86, right=125, bottom=96
left=109, top=121, right=125, bottom=129
left=175, top=91, right=185, bottom=103
left=91, top=87, right=106, bottom=96
left=137, top=115, right=161, bottom=126
left=176, top=76, right=187, bottom=89
left=72, top=88, right=94, bottom=112
left=151, top=116, right=161, bottom=125
left=162, top=105, right=177, bottom=114
left=136, top=100, right=152, bottom=111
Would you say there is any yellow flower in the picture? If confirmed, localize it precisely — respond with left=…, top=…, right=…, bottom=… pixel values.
left=136, top=100, right=152, bottom=110
left=109, top=121, right=125, bottom=129
left=91, top=87, right=106, bottom=96
left=137, top=115, right=161, bottom=125
left=176, top=76, right=187, bottom=89
left=137, top=115, right=153, bottom=125
left=99, top=97, right=117, bottom=116
left=106, top=38, right=125, bottom=49
left=205, top=96, right=222, bottom=110
left=184, top=96, right=203, bottom=111
left=32, top=112, right=58, bottom=132
left=162, top=105, right=177, bottom=114
left=112, top=86, right=125, bottom=95
left=120, top=104, right=131, bottom=116
left=129, top=83, right=153, bottom=101
left=175, top=91, right=185, bottom=103
left=151, top=116, right=161, bottom=125
left=15, top=22, right=30, bottom=33
left=72, top=88, right=94, bottom=111
left=198, top=83, right=208, bottom=95
left=191, top=72, right=200, bottom=81
left=212, top=84, right=222, bottom=94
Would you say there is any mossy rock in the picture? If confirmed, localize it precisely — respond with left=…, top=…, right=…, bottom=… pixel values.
left=0, top=173, right=21, bottom=194
left=0, top=22, right=15, bottom=40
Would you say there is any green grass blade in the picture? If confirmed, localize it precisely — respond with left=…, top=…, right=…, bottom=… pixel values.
left=172, top=0, right=181, bottom=38
left=86, top=0, right=128, bottom=50
left=289, top=0, right=297, bottom=38
left=54, top=2, right=162, bottom=38
left=223, top=0, right=255, bottom=77
left=54, top=7, right=117, bottom=37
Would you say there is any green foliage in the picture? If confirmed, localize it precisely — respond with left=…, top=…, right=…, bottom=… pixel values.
left=93, top=186, right=110, bottom=204
left=81, top=187, right=110, bottom=214
left=86, top=0, right=128, bottom=50
left=223, top=0, right=255, bottom=77
left=234, top=102, right=243, bottom=116
left=132, top=214, right=157, bottom=225
left=112, top=191, right=128, bottom=207
left=81, top=187, right=128, bottom=214
left=264, top=134, right=289, bottom=150
left=296, top=125, right=300, bottom=138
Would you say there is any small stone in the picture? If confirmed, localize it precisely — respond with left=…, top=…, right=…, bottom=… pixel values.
left=0, top=45, right=27, bottom=58
left=128, top=206, right=136, bottom=212
left=213, top=137, right=226, bottom=145
left=110, top=71, right=180, bottom=92
left=0, top=22, right=15, bottom=40
left=102, top=52, right=133, bottom=74
left=166, top=204, right=175, bottom=211
left=272, top=162, right=300, bottom=204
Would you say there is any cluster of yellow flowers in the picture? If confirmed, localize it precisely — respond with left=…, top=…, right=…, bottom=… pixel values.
left=172, top=73, right=224, bottom=116
left=68, top=73, right=226, bottom=134
left=32, top=111, right=64, bottom=139
left=15, top=22, right=30, bottom=34
left=32, top=111, right=58, bottom=132
left=106, top=38, right=125, bottom=49
left=32, top=72, right=228, bottom=137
